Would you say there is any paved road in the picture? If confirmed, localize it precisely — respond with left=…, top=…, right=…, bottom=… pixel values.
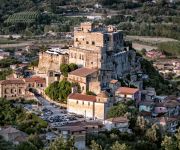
left=36, top=96, right=65, bottom=116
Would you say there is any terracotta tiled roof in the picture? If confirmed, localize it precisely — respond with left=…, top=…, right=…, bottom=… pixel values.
left=0, top=79, right=25, bottom=85
left=68, top=93, right=96, bottom=102
left=24, top=76, right=46, bottom=84
left=110, top=79, right=118, bottom=84
left=69, top=67, right=97, bottom=77
left=106, top=117, right=129, bottom=123
left=116, top=87, right=139, bottom=95
left=97, top=91, right=109, bottom=98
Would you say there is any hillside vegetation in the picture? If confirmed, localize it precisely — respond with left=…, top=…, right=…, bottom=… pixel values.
left=158, top=41, right=180, bottom=57
left=0, top=0, right=179, bottom=41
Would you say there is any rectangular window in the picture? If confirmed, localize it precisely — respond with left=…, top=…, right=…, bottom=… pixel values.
left=92, top=41, right=95, bottom=45
left=86, top=41, right=89, bottom=44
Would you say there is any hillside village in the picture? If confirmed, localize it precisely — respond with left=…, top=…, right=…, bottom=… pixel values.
left=0, top=21, right=180, bottom=150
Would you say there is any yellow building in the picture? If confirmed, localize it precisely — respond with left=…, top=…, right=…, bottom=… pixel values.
left=67, top=91, right=112, bottom=120
left=69, top=22, right=135, bottom=90
left=0, top=79, right=26, bottom=99
left=68, top=67, right=98, bottom=94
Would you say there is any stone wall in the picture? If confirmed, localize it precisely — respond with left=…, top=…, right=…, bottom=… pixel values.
left=67, top=99, right=94, bottom=118
left=38, top=52, right=68, bottom=73
left=69, top=47, right=101, bottom=68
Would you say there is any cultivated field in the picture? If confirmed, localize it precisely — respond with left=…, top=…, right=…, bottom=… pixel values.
left=127, top=35, right=179, bottom=51
left=127, top=35, right=178, bottom=44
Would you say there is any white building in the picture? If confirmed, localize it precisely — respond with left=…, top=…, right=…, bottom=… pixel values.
left=115, top=87, right=140, bottom=102
left=104, top=117, right=130, bottom=132
left=67, top=91, right=112, bottom=120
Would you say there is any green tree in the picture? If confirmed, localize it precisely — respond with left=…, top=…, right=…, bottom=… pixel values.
left=59, top=79, right=72, bottom=102
left=145, top=124, right=161, bottom=143
left=28, top=133, right=44, bottom=149
left=111, top=141, right=129, bottom=150
left=161, top=136, right=177, bottom=150
left=25, top=28, right=33, bottom=37
left=16, top=141, right=38, bottom=150
left=141, top=48, right=146, bottom=55
left=45, top=81, right=59, bottom=100
left=69, top=63, right=78, bottom=72
left=60, top=63, right=78, bottom=77
left=0, top=69, right=12, bottom=80
left=0, top=135, right=15, bottom=150
left=135, top=116, right=147, bottom=135
left=135, top=140, right=158, bottom=150
left=39, top=45, right=48, bottom=52
left=60, top=64, right=70, bottom=77
left=90, top=140, right=102, bottom=150
left=30, top=60, right=39, bottom=67
left=108, top=103, right=128, bottom=118
left=48, top=136, right=76, bottom=150
left=45, top=79, right=72, bottom=102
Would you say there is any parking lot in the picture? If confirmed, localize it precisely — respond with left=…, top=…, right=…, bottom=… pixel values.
left=35, top=96, right=84, bottom=128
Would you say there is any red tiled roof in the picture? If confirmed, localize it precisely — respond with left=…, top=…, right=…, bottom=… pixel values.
left=24, top=77, right=46, bottom=84
left=69, top=67, right=97, bottom=77
left=106, top=117, right=129, bottom=123
left=110, top=79, right=118, bottom=84
left=68, top=93, right=96, bottom=102
left=116, top=87, right=139, bottom=95
left=0, top=79, right=25, bottom=85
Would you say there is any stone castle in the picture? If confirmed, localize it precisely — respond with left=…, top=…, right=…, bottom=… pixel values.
left=37, top=22, right=136, bottom=92
left=38, top=48, right=69, bottom=73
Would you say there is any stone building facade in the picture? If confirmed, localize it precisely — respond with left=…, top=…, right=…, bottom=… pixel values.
left=38, top=48, right=69, bottom=73
left=36, top=22, right=136, bottom=94
left=0, top=79, right=26, bottom=99
left=68, top=67, right=98, bottom=94
left=69, top=22, right=136, bottom=90
left=67, top=91, right=112, bottom=120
